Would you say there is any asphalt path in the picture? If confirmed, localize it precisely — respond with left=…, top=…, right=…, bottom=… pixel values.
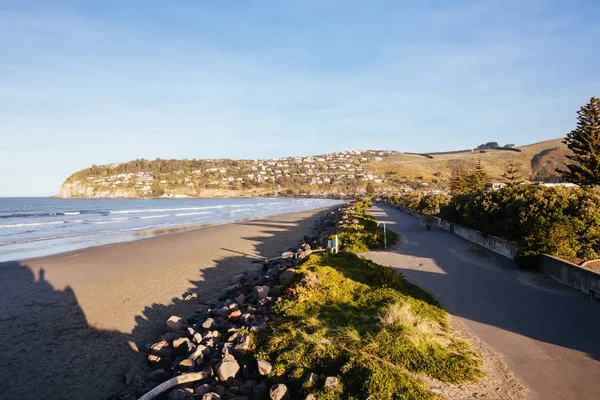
left=362, top=204, right=600, bottom=400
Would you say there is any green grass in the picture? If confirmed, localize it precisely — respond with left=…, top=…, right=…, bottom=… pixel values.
left=254, top=253, right=481, bottom=399
left=249, top=200, right=482, bottom=398
left=336, top=198, right=400, bottom=253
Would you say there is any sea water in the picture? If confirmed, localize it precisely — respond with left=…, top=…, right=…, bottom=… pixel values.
left=0, top=197, right=343, bottom=262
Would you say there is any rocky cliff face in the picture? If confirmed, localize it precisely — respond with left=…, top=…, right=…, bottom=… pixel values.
left=57, top=181, right=139, bottom=198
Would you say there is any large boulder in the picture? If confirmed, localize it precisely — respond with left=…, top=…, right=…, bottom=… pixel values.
left=215, top=354, right=240, bottom=381
left=324, top=376, right=339, bottom=389
left=269, top=383, right=290, bottom=400
left=166, top=316, right=188, bottom=331
left=253, top=285, right=270, bottom=300
left=257, top=360, right=272, bottom=376
left=279, top=269, right=296, bottom=286
left=148, top=340, right=173, bottom=358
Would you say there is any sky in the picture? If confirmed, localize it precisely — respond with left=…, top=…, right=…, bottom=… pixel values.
left=1, top=0, right=599, bottom=196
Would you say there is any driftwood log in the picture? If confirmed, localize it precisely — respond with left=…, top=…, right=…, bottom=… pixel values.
left=138, top=370, right=210, bottom=400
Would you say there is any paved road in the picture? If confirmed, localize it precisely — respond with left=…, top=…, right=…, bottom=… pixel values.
left=363, top=204, right=600, bottom=400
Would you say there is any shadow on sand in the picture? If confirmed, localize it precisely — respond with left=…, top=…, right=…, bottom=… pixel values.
left=0, top=213, right=323, bottom=400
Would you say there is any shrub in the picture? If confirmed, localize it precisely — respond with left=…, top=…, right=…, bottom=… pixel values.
left=439, top=186, right=600, bottom=263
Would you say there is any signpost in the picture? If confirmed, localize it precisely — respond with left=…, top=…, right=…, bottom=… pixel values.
left=327, top=235, right=339, bottom=254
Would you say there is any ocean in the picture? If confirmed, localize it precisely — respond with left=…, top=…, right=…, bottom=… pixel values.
left=0, top=197, right=343, bottom=262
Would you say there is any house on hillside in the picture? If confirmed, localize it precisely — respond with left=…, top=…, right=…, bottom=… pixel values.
left=486, top=182, right=506, bottom=191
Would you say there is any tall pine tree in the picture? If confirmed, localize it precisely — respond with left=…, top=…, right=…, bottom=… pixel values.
left=469, top=159, right=490, bottom=192
left=503, top=163, right=523, bottom=188
left=449, top=167, right=468, bottom=194
left=558, top=97, right=600, bottom=186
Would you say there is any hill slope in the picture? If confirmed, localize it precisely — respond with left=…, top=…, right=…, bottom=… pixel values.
left=366, top=138, right=570, bottom=188
left=57, top=139, right=570, bottom=198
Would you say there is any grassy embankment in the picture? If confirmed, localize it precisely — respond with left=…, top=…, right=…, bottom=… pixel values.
left=254, top=199, right=482, bottom=399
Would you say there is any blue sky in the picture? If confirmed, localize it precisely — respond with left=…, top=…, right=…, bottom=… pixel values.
left=1, top=0, right=599, bottom=196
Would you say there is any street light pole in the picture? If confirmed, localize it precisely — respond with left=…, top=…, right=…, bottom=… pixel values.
left=377, top=221, right=387, bottom=249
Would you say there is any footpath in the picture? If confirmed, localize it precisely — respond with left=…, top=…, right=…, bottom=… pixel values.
left=362, top=204, right=600, bottom=400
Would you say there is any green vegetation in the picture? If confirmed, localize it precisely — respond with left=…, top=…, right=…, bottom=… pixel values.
left=449, top=159, right=490, bottom=194
left=336, top=198, right=399, bottom=252
left=251, top=201, right=481, bottom=399
left=558, top=96, right=600, bottom=186
left=503, top=163, right=524, bottom=188
left=384, top=193, right=451, bottom=216
left=439, top=186, right=600, bottom=263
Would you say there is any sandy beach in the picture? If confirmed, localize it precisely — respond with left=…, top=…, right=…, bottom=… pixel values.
left=0, top=207, right=333, bottom=400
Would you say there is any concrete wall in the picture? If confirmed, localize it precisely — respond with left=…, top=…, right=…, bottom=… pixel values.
left=449, top=223, right=519, bottom=259
left=539, top=255, right=600, bottom=297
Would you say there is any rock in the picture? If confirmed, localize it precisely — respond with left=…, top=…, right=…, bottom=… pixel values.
left=269, top=383, right=290, bottom=400
left=304, top=395, right=317, bottom=400
left=125, top=365, right=147, bottom=386
left=256, top=360, right=272, bottom=376
left=304, top=372, right=319, bottom=385
left=228, top=332, right=242, bottom=343
left=279, top=269, right=296, bottom=286
left=173, top=337, right=192, bottom=354
left=147, top=354, right=165, bottom=368
left=192, top=331, right=204, bottom=344
left=213, top=385, right=226, bottom=396
left=215, top=354, right=240, bottom=381
left=229, top=310, right=242, bottom=322
left=194, top=384, right=212, bottom=396
left=202, top=318, right=216, bottom=330
left=240, top=313, right=252, bottom=326
left=189, top=344, right=208, bottom=361
left=234, top=335, right=251, bottom=357
left=253, top=285, right=270, bottom=300
left=202, top=393, right=221, bottom=400
left=301, top=243, right=311, bottom=252
left=269, top=285, right=281, bottom=297
left=324, top=376, right=339, bottom=389
left=235, top=294, right=246, bottom=304
left=222, top=342, right=235, bottom=356
left=149, top=340, right=174, bottom=358
left=252, top=381, right=268, bottom=400
left=166, top=389, right=194, bottom=400
left=166, top=316, right=188, bottom=331
left=281, top=251, right=294, bottom=259
left=184, top=292, right=198, bottom=301
left=240, top=380, right=258, bottom=396
left=178, top=358, right=195, bottom=373
left=148, top=368, right=169, bottom=383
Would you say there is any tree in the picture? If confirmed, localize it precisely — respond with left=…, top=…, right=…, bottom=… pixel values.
left=449, top=168, right=468, bottom=194
left=503, top=163, right=523, bottom=188
left=558, top=97, right=600, bottom=186
left=469, top=159, right=490, bottom=192
left=365, top=181, right=376, bottom=196
left=450, top=160, right=489, bottom=193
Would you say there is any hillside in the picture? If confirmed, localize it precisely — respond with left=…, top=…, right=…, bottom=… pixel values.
left=57, top=139, right=571, bottom=198
left=366, top=138, right=570, bottom=190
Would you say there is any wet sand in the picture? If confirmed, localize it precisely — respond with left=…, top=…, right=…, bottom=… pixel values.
left=0, top=207, right=332, bottom=400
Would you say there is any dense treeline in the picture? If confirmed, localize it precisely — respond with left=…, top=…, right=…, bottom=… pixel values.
left=384, top=193, right=452, bottom=216
left=439, top=186, right=600, bottom=263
